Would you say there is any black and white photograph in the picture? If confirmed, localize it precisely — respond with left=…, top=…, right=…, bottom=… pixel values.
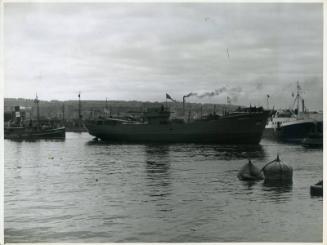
left=2, top=1, right=324, bottom=243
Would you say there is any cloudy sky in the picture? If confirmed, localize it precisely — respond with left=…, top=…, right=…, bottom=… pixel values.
left=4, top=3, right=323, bottom=110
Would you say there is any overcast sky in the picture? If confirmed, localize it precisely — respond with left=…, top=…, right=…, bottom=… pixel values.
left=4, top=3, right=323, bottom=110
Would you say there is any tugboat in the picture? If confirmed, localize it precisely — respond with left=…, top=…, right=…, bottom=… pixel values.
left=84, top=97, right=270, bottom=144
left=4, top=95, right=65, bottom=140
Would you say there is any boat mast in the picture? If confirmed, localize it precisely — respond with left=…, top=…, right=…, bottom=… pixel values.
left=34, top=93, right=40, bottom=126
left=78, top=91, right=82, bottom=120
left=296, top=81, right=300, bottom=116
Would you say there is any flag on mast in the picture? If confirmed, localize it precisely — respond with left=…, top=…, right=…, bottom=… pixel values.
left=166, top=93, right=177, bottom=102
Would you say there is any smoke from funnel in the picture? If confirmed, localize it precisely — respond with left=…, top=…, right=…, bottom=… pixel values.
left=197, top=87, right=227, bottom=99
left=184, top=92, right=198, bottom=98
left=183, top=86, right=243, bottom=101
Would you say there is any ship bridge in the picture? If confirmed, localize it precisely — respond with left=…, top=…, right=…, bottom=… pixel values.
left=144, top=106, right=170, bottom=124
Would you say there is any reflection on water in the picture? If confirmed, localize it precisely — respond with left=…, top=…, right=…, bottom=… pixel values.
left=7, top=138, right=66, bottom=143
left=144, top=145, right=172, bottom=199
left=261, top=182, right=293, bottom=203
left=240, top=180, right=258, bottom=189
left=4, top=134, right=323, bottom=242
left=213, top=144, right=266, bottom=160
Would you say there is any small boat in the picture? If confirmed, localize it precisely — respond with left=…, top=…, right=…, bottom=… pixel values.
left=5, top=126, right=65, bottom=140
left=310, top=180, right=323, bottom=196
left=237, top=160, right=264, bottom=181
left=4, top=95, right=65, bottom=140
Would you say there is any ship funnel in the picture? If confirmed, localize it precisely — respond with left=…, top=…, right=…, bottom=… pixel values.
left=183, top=96, right=186, bottom=116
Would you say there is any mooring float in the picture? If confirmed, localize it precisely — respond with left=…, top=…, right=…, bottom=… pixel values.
left=237, top=159, right=264, bottom=181
left=261, top=154, right=293, bottom=184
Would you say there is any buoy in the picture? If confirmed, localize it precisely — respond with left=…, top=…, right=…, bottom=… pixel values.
left=310, top=180, right=323, bottom=196
left=238, top=160, right=264, bottom=181
left=262, top=155, right=293, bottom=184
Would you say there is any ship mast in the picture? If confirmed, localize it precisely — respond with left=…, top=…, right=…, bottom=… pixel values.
left=296, top=81, right=300, bottom=116
left=78, top=91, right=82, bottom=120
left=291, top=81, right=302, bottom=118
left=34, top=93, right=40, bottom=126
left=266, top=94, right=270, bottom=110
left=105, top=97, right=109, bottom=117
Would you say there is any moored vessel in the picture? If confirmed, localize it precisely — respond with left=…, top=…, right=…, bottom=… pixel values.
left=4, top=95, right=65, bottom=140
left=263, top=82, right=323, bottom=143
left=5, top=126, right=65, bottom=140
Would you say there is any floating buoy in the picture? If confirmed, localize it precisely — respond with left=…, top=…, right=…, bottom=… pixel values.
left=238, top=160, right=264, bottom=181
left=262, top=155, right=293, bottom=184
left=310, top=180, right=323, bottom=196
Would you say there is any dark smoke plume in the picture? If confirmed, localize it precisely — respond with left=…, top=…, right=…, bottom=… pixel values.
left=183, top=92, right=198, bottom=98
left=197, top=87, right=227, bottom=99
left=183, top=86, right=243, bottom=100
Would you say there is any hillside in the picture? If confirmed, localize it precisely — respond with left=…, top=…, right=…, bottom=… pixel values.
left=4, top=98, right=240, bottom=120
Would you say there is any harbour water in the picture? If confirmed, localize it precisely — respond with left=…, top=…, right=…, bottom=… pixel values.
left=5, top=133, right=323, bottom=242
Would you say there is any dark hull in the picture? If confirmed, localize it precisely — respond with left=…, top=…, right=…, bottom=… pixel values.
left=276, top=120, right=322, bottom=143
left=4, top=127, right=66, bottom=140
left=65, top=127, right=87, bottom=133
left=310, top=185, right=323, bottom=196
left=302, top=133, right=323, bottom=147
left=85, top=112, right=269, bottom=144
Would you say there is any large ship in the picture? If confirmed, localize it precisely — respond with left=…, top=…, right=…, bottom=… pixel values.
left=84, top=105, right=270, bottom=144
left=263, top=83, right=323, bottom=144
left=4, top=96, right=65, bottom=140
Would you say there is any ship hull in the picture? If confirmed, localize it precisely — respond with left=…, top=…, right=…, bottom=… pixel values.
left=273, top=120, right=323, bottom=143
left=85, top=112, right=269, bottom=144
left=4, top=127, right=66, bottom=140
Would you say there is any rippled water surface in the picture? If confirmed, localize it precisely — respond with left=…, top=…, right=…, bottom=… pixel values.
left=5, top=133, right=323, bottom=242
